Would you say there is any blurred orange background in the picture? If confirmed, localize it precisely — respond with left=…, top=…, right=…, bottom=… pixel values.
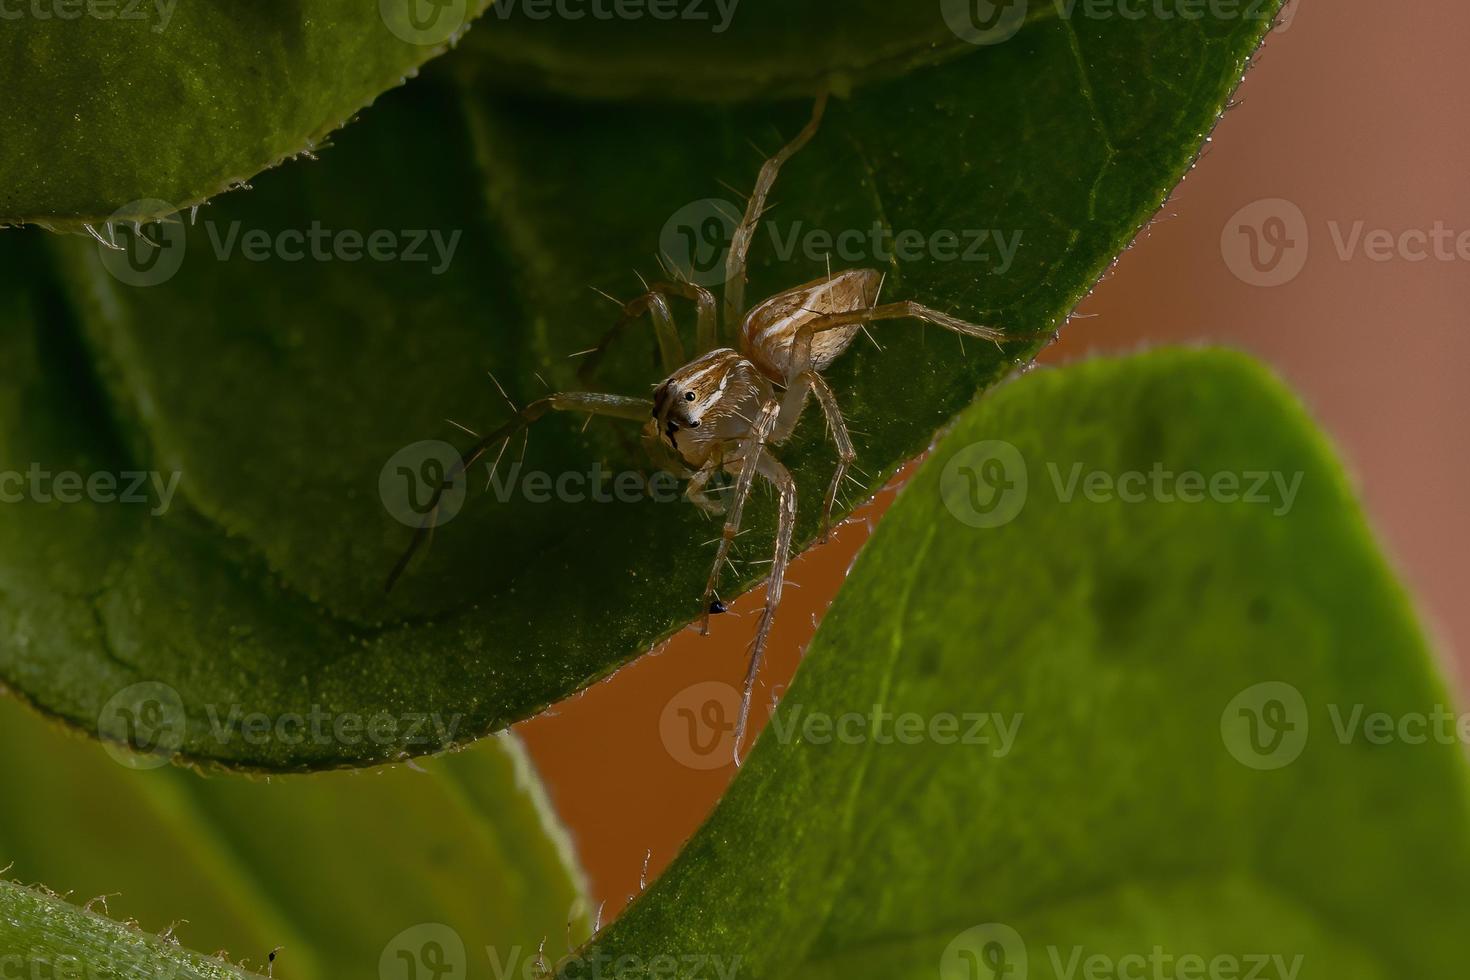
left=519, top=0, right=1470, bottom=916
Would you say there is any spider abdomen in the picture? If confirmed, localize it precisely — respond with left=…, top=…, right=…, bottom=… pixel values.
left=740, top=268, right=883, bottom=381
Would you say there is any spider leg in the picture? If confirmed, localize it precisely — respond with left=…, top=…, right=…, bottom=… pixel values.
left=800, top=372, right=854, bottom=541
left=733, top=450, right=797, bottom=766
left=766, top=323, right=854, bottom=542
left=698, top=399, right=780, bottom=634
left=722, top=94, right=829, bottom=334
left=685, top=458, right=727, bottom=517
left=577, top=291, right=684, bottom=388
left=794, top=300, right=1012, bottom=348
left=649, top=279, right=720, bottom=354
left=385, top=391, right=652, bottom=592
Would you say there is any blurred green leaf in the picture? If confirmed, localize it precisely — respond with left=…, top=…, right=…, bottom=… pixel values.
left=0, top=0, right=491, bottom=229
left=0, top=696, right=588, bottom=980
left=0, top=3, right=1279, bottom=768
left=571, top=349, right=1470, bottom=979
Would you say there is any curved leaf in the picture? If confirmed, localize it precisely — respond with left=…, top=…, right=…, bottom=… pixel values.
left=567, top=348, right=1470, bottom=979
left=0, top=0, right=491, bottom=230
left=0, top=696, right=588, bottom=979
left=0, top=3, right=1279, bottom=768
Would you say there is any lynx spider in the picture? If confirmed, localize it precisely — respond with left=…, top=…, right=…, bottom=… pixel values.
left=388, top=94, right=1020, bottom=762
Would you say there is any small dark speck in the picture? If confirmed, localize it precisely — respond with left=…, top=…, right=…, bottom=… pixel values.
left=708, top=599, right=728, bottom=615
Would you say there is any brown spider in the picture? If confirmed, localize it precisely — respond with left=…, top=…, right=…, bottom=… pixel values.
left=388, top=94, right=1019, bottom=761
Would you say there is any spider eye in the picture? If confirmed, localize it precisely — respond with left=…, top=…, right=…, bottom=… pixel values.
left=689, top=420, right=700, bottom=428
left=684, top=391, right=696, bottom=401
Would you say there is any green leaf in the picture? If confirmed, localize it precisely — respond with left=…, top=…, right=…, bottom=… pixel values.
left=455, top=1, right=1017, bottom=101
left=0, top=880, right=261, bottom=979
left=0, top=695, right=589, bottom=979
left=0, top=3, right=1280, bottom=769
left=0, top=0, right=491, bottom=230
left=568, top=348, right=1470, bottom=979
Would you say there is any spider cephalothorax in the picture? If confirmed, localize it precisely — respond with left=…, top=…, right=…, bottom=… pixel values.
left=389, top=93, right=1022, bottom=761
left=648, top=349, right=772, bottom=469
